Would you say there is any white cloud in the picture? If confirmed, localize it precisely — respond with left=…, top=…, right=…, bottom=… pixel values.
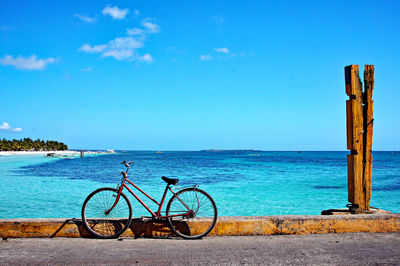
left=0, top=122, right=22, bottom=132
left=79, top=37, right=146, bottom=61
left=80, top=17, right=160, bottom=62
left=200, top=54, right=213, bottom=61
left=138, top=53, right=153, bottom=62
left=109, top=37, right=143, bottom=49
left=102, top=49, right=133, bottom=60
left=127, top=19, right=160, bottom=38
left=0, top=54, right=56, bottom=70
left=79, top=44, right=107, bottom=53
left=74, top=14, right=97, bottom=23
left=200, top=48, right=244, bottom=61
left=214, top=47, right=229, bottom=54
left=0, top=122, right=11, bottom=131
left=142, top=20, right=160, bottom=33
left=127, top=27, right=144, bottom=36
left=102, top=5, right=129, bottom=20
left=134, top=9, right=140, bottom=16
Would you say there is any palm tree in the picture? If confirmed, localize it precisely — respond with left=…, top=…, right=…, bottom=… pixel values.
left=0, top=138, right=68, bottom=151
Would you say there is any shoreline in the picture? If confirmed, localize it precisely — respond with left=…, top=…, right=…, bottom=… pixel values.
left=0, top=150, right=115, bottom=156
left=0, top=150, right=79, bottom=156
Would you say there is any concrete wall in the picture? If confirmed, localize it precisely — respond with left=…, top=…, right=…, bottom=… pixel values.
left=1, top=214, right=399, bottom=238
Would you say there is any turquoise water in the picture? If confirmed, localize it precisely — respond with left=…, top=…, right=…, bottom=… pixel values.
left=1, top=151, right=399, bottom=218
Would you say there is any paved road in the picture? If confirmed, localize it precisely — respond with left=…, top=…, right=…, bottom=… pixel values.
left=1, top=233, right=400, bottom=265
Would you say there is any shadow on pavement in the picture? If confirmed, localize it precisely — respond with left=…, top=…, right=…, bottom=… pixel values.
left=50, top=218, right=190, bottom=239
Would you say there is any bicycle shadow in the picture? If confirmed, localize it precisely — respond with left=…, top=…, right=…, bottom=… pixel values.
left=129, top=218, right=190, bottom=239
left=50, top=218, right=190, bottom=239
left=49, top=218, right=90, bottom=238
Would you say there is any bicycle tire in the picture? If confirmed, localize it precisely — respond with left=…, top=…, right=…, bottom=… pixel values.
left=166, top=188, right=217, bottom=239
left=81, top=187, right=132, bottom=239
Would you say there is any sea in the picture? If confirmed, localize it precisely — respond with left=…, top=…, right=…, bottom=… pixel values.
left=0, top=151, right=399, bottom=219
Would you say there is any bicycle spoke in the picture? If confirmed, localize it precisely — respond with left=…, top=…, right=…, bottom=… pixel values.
left=82, top=188, right=132, bottom=238
left=166, top=188, right=217, bottom=239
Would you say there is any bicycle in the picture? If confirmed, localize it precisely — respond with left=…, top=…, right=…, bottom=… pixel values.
left=81, top=160, right=218, bottom=239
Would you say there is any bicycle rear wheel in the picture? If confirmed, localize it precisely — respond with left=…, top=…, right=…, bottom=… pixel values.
left=166, top=188, right=217, bottom=239
left=81, top=187, right=132, bottom=239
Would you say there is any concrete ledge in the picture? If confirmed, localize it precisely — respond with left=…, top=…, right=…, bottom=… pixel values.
left=1, top=214, right=399, bottom=238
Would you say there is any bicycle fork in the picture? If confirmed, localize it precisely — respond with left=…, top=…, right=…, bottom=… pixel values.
left=104, top=184, right=124, bottom=215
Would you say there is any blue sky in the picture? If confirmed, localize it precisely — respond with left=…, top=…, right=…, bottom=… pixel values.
left=0, top=0, right=399, bottom=150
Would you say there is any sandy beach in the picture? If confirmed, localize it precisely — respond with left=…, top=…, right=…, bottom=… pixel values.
left=0, top=150, right=116, bottom=156
left=0, top=150, right=80, bottom=156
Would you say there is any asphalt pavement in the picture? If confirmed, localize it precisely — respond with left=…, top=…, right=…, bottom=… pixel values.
left=1, top=233, right=400, bottom=265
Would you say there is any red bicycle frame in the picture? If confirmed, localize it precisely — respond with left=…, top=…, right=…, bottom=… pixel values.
left=106, top=171, right=193, bottom=219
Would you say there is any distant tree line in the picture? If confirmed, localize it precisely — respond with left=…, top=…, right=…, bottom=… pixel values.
left=0, top=138, right=68, bottom=151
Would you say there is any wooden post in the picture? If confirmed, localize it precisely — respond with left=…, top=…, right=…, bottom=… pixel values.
left=345, top=65, right=374, bottom=212
left=345, top=65, right=364, bottom=209
left=363, top=65, right=374, bottom=209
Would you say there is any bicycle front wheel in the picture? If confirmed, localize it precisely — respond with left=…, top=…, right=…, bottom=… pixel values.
left=81, top=187, right=132, bottom=239
left=166, top=188, right=217, bottom=239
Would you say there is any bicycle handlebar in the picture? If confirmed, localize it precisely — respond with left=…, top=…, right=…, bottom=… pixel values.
left=121, top=160, right=134, bottom=168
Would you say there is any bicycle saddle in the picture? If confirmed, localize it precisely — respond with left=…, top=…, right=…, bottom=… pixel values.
left=162, top=176, right=179, bottom=185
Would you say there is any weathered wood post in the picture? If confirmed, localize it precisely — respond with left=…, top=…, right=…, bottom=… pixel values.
left=345, top=65, right=374, bottom=212
left=363, top=65, right=374, bottom=209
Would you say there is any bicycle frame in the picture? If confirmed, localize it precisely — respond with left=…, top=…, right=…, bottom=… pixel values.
left=106, top=172, right=193, bottom=219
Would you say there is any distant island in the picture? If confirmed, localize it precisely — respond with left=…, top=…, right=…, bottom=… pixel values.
left=0, top=138, right=68, bottom=151
left=200, top=149, right=263, bottom=152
